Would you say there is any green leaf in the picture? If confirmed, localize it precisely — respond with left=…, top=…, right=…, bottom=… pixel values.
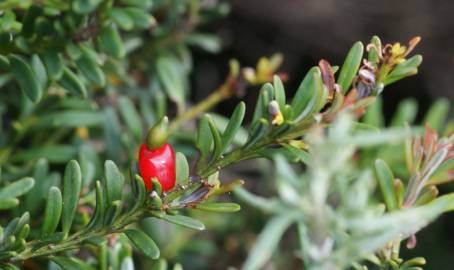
left=0, top=198, right=19, bottom=210
left=207, top=115, right=223, bottom=161
left=175, top=152, right=189, bottom=185
left=155, top=213, right=205, bottom=230
left=0, top=177, right=34, bottom=199
left=385, top=55, right=422, bottom=85
left=76, top=48, right=106, bottom=87
left=34, top=111, right=105, bottom=128
left=374, top=159, right=397, bottom=211
left=221, top=102, right=245, bottom=152
left=108, top=8, right=134, bottom=30
left=195, top=202, right=241, bottom=212
left=86, top=181, right=106, bottom=228
left=125, top=229, right=160, bottom=259
left=362, top=96, right=384, bottom=127
left=62, top=160, right=82, bottom=237
left=42, top=186, right=62, bottom=237
left=290, top=67, right=318, bottom=119
left=123, top=8, right=155, bottom=29
left=196, top=115, right=213, bottom=158
left=156, top=54, right=186, bottom=108
left=104, top=160, right=124, bottom=204
left=41, top=49, right=64, bottom=80
left=31, top=54, right=48, bottom=89
left=390, top=98, right=418, bottom=127
left=98, top=25, right=125, bottom=58
left=8, top=54, right=42, bottom=101
left=131, top=175, right=146, bottom=213
left=13, top=145, right=76, bottom=163
left=51, top=256, right=86, bottom=270
left=243, top=214, right=296, bottom=270
left=186, top=33, right=221, bottom=53
left=118, top=96, right=142, bottom=142
left=243, top=119, right=269, bottom=150
left=423, top=98, right=449, bottom=132
left=273, top=75, right=286, bottom=109
left=59, top=67, right=87, bottom=97
left=337, top=41, right=364, bottom=93
left=72, top=0, right=102, bottom=14
left=368, top=36, right=382, bottom=65
left=294, top=68, right=323, bottom=121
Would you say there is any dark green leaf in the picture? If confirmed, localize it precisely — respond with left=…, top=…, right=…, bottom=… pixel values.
left=290, top=67, right=318, bottom=118
left=59, top=67, right=87, bottom=97
left=41, top=49, right=64, bottom=80
left=104, top=160, right=124, bottom=204
left=337, top=41, right=364, bottom=93
left=156, top=54, right=185, bottom=108
left=125, top=229, right=160, bottom=259
left=31, top=54, right=48, bottom=89
left=123, top=8, right=155, bottom=29
left=72, top=0, right=102, bottom=14
left=62, top=160, right=82, bottom=237
left=196, top=116, right=213, bottom=158
left=13, top=145, right=77, bottom=163
left=98, top=25, right=125, bottom=58
left=33, top=111, right=105, bottom=128
left=51, top=256, right=86, bottom=270
left=9, top=54, right=42, bottom=101
left=76, top=48, right=105, bottom=87
left=108, top=8, right=134, bottom=30
left=424, top=98, right=449, bottom=132
left=273, top=75, right=286, bottom=109
left=207, top=115, right=223, bottom=160
left=385, top=55, right=422, bottom=85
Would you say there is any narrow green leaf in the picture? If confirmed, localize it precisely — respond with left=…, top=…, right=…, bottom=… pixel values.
left=294, top=68, right=323, bottom=121
left=156, top=213, right=205, bottom=230
left=273, top=75, right=286, bottom=109
left=118, top=96, right=142, bottom=142
left=290, top=67, right=318, bottom=118
left=13, top=145, right=76, bottom=163
left=59, top=67, right=87, bottom=97
left=41, top=49, right=64, bottom=80
left=207, top=115, right=223, bottom=160
left=156, top=54, right=185, bottom=108
left=62, top=160, right=82, bottom=237
left=424, top=98, right=449, bottom=132
left=86, top=181, right=106, bottom=228
left=34, top=111, right=105, bottom=128
left=98, top=25, right=125, bottom=58
left=243, top=214, right=296, bottom=270
left=195, top=202, right=241, bottom=212
left=186, top=33, right=221, bottom=53
left=42, top=187, right=62, bottom=237
left=104, top=160, right=124, bottom=204
left=221, top=102, right=245, bottom=152
left=196, top=115, right=213, bottom=158
left=131, top=175, right=146, bottom=213
left=374, top=159, right=397, bottom=211
left=175, top=152, right=189, bottom=185
left=8, top=54, right=42, bottom=101
left=368, top=36, right=382, bottom=65
left=385, top=55, right=422, bottom=85
left=362, top=96, right=384, bottom=127
left=72, top=0, right=102, bottom=14
left=0, top=177, right=34, bottom=199
left=338, top=41, right=364, bottom=93
left=0, top=198, right=19, bottom=210
left=125, top=229, right=160, bottom=259
left=243, top=119, right=269, bottom=150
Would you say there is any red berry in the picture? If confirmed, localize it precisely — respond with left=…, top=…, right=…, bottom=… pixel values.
left=138, top=143, right=176, bottom=192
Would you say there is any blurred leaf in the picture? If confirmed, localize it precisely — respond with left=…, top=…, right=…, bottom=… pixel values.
left=125, top=229, right=160, bottom=259
left=368, top=36, right=381, bottom=65
left=385, top=55, right=423, bottom=85
left=186, top=33, right=222, bottom=53
left=59, top=67, right=87, bottom=97
left=98, top=25, right=125, bottom=58
left=31, top=54, right=48, bottom=89
left=13, top=145, right=77, bottom=163
left=51, top=256, right=86, bottom=270
left=62, top=160, right=82, bottom=237
left=374, top=159, right=397, bottom=211
left=34, top=111, right=104, bottom=128
left=0, top=198, right=19, bottom=209
left=0, top=177, right=34, bottom=200
left=423, top=98, right=449, bottom=132
left=42, top=187, right=62, bottom=237
left=118, top=96, right=142, bottom=142
left=123, top=8, right=155, bottom=29
left=390, top=99, right=418, bottom=127
left=156, top=54, right=186, bottom=109
left=41, top=49, right=64, bottom=80
left=221, top=102, right=245, bottom=152
left=243, top=213, right=296, bottom=270
left=338, top=41, right=364, bottom=93
left=76, top=47, right=106, bottom=87
left=72, top=0, right=102, bottom=14
left=9, top=54, right=42, bottom=101
left=108, top=8, right=134, bottom=30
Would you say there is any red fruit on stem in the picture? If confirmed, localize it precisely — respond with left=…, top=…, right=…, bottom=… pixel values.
left=138, top=143, right=176, bottom=192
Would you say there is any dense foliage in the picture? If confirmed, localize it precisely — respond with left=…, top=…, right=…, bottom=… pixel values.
left=0, top=1, right=452, bottom=270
